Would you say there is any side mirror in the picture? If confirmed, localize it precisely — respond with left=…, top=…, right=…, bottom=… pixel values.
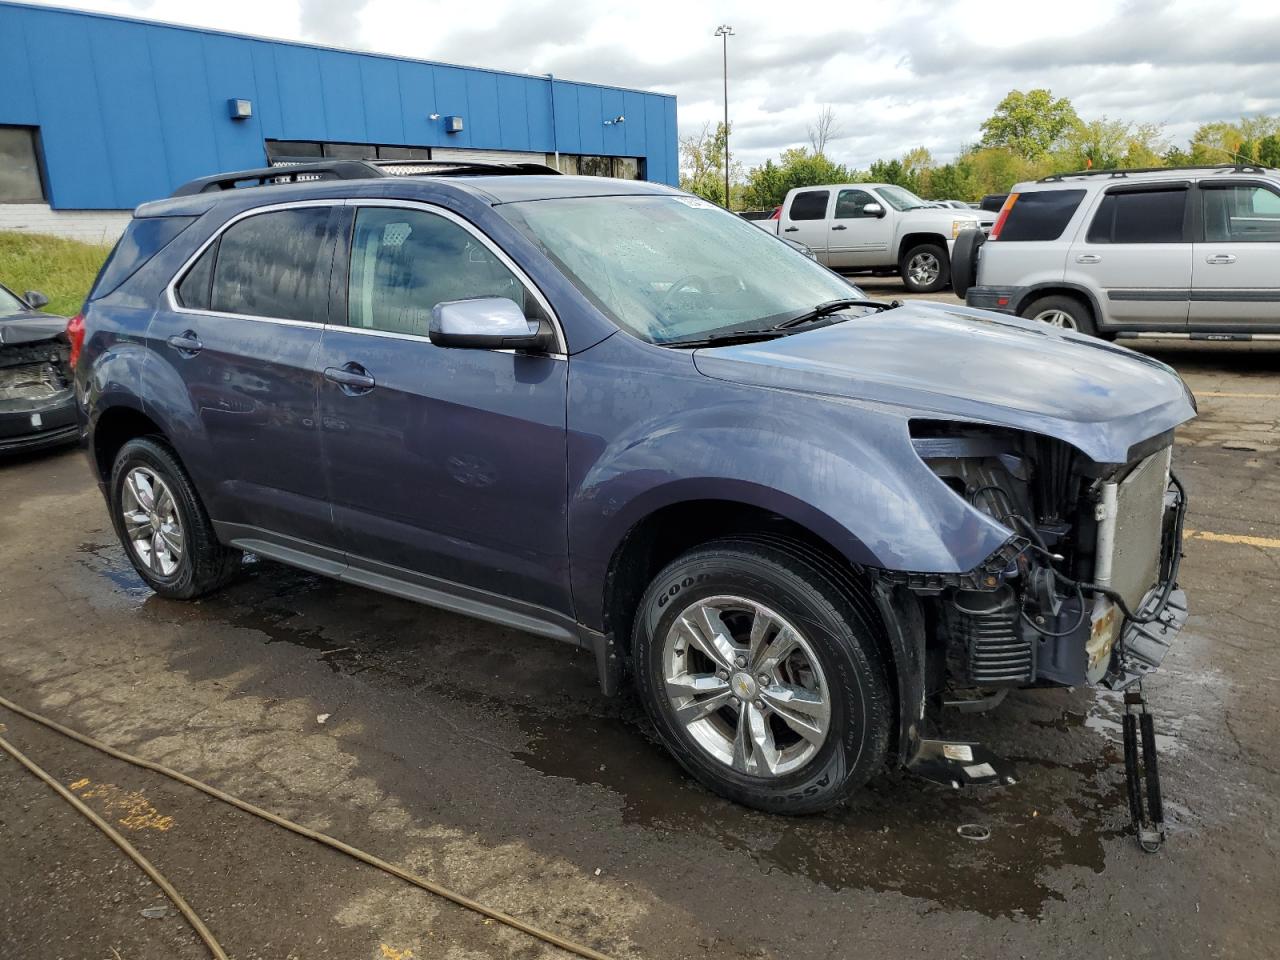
left=24, top=290, right=49, bottom=310
left=862, top=203, right=885, bottom=219
left=429, top=297, right=554, bottom=352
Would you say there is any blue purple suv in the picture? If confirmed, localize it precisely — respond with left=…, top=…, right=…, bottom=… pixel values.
left=74, top=160, right=1194, bottom=814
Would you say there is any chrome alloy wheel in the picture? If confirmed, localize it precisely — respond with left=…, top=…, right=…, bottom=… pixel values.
left=907, top=251, right=941, bottom=287
left=1032, top=307, right=1078, bottom=330
left=120, top=466, right=183, bottom=577
left=662, top=595, right=831, bottom=778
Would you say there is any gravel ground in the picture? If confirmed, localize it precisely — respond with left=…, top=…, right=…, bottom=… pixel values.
left=1, top=293, right=1277, bottom=960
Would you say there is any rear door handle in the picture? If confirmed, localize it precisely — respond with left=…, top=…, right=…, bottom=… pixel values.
left=324, top=362, right=376, bottom=395
left=166, top=331, right=203, bottom=355
left=831, top=224, right=847, bottom=231
left=1205, top=253, right=1237, bottom=264
left=1075, top=254, right=1101, bottom=264
left=783, top=226, right=799, bottom=232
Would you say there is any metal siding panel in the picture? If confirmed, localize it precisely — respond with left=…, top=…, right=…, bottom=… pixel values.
left=576, top=84, right=604, bottom=154
left=360, top=57, right=404, bottom=145
left=0, top=8, right=39, bottom=123
left=317, top=50, right=367, bottom=142
left=524, top=77, right=553, bottom=153
left=623, top=91, right=645, bottom=157
left=432, top=65, right=471, bottom=147
left=89, top=21, right=172, bottom=206
left=643, top=95, right=666, bottom=183
left=396, top=61, right=438, bottom=147
left=600, top=87, right=626, bottom=156
left=17, top=9, right=114, bottom=207
left=147, top=28, right=221, bottom=192
left=201, top=33, right=268, bottom=173
left=664, top=97, right=678, bottom=185
left=551, top=82, right=579, bottom=153
left=464, top=71, right=501, bottom=147
left=271, top=44, right=328, bottom=138
left=496, top=74, right=531, bottom=152
left=249, top=42, right=284, bottom=136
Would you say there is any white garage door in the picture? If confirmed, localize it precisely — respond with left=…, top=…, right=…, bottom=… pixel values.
left=431, top=148, right=548, bottom=165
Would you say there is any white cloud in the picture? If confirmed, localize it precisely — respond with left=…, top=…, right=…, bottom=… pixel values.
left=28, top=0, right=1280, bottom=170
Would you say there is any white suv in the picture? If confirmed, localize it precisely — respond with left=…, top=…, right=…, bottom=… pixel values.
left=957, top=164, right=1280, bottom=339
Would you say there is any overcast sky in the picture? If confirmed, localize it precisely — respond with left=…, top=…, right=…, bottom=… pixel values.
left=29, top=0, right=1280, bottom=170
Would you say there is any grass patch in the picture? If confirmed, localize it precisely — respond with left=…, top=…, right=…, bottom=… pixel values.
left=0, top=231, right=112, bottom=317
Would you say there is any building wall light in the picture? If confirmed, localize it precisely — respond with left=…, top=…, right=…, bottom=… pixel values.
left=228, top=98, right=253, bottom=121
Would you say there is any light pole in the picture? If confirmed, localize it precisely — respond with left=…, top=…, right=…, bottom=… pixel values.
left=714, top=24, right=734, bottom=209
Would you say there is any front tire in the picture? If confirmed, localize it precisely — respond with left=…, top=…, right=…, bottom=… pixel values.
left=109, top=437, right=240, bottom=599
left=632, top=539, right=891, bottom=814
left=900, top=241, right=951, bottom=293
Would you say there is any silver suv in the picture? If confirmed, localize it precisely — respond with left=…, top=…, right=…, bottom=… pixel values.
left=956, top=164, right=1280, bottom=339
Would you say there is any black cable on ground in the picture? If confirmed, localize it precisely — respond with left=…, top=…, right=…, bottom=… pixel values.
left=0, top=693, right=617, bottom=960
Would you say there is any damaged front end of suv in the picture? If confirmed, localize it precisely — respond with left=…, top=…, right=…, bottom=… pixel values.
left=0, top=287, right=77, bottom=456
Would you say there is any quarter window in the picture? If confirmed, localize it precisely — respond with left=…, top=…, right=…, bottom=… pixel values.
left=347, top=207, right=536, bottom=337
left=789, top=190, right=830, bottom=221
left=176, top=241, right=216, bottom=310
left=1087, top=188, right=1188, bottom=244
left=208, top=208, right=333, bottom=323
left=1202, top=184, right=1280, bottom=243
left=834, top=189, right=877, bottom=219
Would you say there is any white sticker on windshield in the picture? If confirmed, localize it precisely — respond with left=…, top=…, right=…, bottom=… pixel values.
left=673, top=196, right=716, bottom=209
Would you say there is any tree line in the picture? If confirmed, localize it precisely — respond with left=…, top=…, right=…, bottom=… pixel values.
left=680, top=89, right=1280, bottom=210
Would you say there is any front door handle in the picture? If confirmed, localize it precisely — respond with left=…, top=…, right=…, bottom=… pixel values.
left=783, top=226, right=799, bottom=232
left=831, top=224, right=847, bottom=231
left=1205, top=253, right=1237, bottom=265
left=1075, top=254, right=1101, bottom=264
left=324, top=362, right=376, bottom=395
left=166, top=331, right=203, bottom=356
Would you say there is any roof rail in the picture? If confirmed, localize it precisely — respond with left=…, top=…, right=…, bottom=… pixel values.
left=171, top=158, right=561, bottom=197
left=1038, top=163, right=1270, bottom=183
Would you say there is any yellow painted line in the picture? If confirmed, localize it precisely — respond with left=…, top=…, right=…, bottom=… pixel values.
left=1184, top=527, right=1280, bottom=550
left=1194, top=391, right=1280, bottom=399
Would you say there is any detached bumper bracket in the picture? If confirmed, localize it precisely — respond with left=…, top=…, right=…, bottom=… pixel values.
left=1104, top=588, right=1188, bottom=691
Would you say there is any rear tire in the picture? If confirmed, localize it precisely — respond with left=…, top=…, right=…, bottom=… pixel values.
left=109, top=437, right=240, bottom=599
left=1020, top=294, right=1099, bottom=337
left=900, top=242, right=951, bottom=293
left=632, top=538, right=891, bottom=814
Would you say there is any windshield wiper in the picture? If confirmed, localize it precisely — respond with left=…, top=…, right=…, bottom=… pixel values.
left=663, top=329, right=786, bottom=349
left=773, top=298, right=900, bottom=329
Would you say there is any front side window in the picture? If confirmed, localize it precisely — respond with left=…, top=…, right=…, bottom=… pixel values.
left=1203, top=183, right=1280, bottom=242
left=834, top=189, right=877, bottom=219
left=789, top=190, right=830, bottom=220
left=209, top=207, right=333, bottom=322
left=1087, top=188, right=1187, bottom=244
left=347, top=207, right=535, bottom=337
left=499, top=194, right=864, bottom=344
left=0, top=284, right=25, bottom=313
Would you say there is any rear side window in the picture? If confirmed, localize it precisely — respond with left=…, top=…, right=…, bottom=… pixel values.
left=997, top=190, right=1085, bottom=241
left=1087, top=188, right=1188, bottom=244
left=789, top=190, right=830, bottom=221
left=89, top=216, right=196, bottom=301
left=209, top=208, right=333, bottom=322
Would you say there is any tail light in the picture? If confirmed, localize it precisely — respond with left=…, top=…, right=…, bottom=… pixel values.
left=988, top=193, right=1018, bottom=241
left=770, top=205, right=781, bottom=220
left=66, top=313, right=86, bottom=370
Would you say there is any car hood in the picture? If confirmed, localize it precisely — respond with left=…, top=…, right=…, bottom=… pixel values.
left=0, top=312, right=68, bottom=346
left=691, top=301, right=1196, bottom=464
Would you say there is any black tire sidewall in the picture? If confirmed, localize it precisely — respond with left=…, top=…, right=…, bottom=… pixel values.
left=1022, top=294, right=1098, bottom=337
left=901, top=242, right=951, bottom=293
left=109, top=438, right=202, bottom=596
left=950, top=229, right=984, bottom=298
left=633, top=546, right=888, bottom=813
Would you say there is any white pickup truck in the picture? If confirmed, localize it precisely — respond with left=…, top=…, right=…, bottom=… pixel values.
left=758, top=183, right=992, bottom=292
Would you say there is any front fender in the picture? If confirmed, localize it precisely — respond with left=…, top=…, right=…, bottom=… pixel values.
left=566, top=334, right=1011, bottom=629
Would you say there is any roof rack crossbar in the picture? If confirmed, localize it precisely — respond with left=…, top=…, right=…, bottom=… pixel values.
left=171, top=160, right=387, bottom=196
left=1038, top=163, right=1270, bottom=183
left=171, top=158, right=562, bottom=197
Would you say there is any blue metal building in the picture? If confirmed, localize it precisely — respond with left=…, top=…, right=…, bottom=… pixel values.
left=0, top=1, right=678, bottom=217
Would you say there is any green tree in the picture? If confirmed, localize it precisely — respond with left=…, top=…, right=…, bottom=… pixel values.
left=678, top=122, right=740, bottom=206
left=980, top=89, right=1080, bottom=160
left=1059, top=118, right=1168, bottom=171
left=742, top=147, right=856, bottom=209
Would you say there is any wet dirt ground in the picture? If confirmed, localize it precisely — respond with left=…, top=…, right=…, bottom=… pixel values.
left=2, top=298, right=1278, bottom=959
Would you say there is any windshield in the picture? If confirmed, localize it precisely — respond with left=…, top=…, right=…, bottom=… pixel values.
left=0, top=284, right=26, bottom=314
left=874, top=185, right=931, bottom=212
left=498, top=194, right=863, bottom=344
